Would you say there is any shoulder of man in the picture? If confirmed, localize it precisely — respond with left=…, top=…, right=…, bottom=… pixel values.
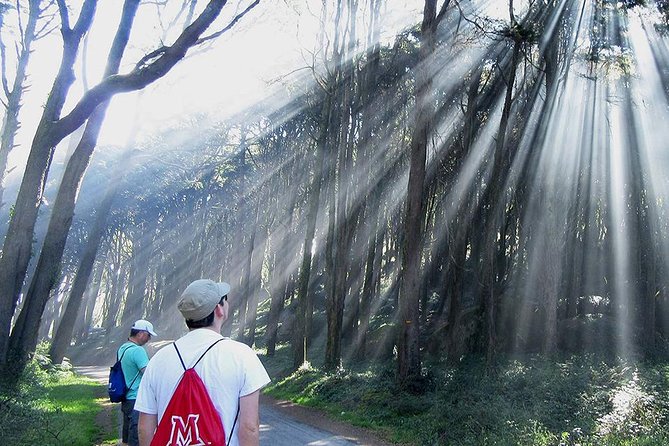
left=220, top=337, right=255, bottom=351
left=121, top=342, right=148, bottom=365
left=217, top=339, right=267, bottom=368
left=117, top=341, right=133, bottom=356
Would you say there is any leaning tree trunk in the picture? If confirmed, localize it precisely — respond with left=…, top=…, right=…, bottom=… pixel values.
left=398, top=0, right=447, bottom=384
left=0, top=0, right=98, bottom=369
left=480, top=37, right=520, bottom=366
left=49, top=149, right=139, bottom=363
left=7, top=0, right=141, bottom=375
left=0, top=0, right=256, bottom=371
left=292, top=96, right=329, bottom=369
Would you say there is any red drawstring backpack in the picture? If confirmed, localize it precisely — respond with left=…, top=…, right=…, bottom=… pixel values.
left=150, top=339, right=238, bottom=446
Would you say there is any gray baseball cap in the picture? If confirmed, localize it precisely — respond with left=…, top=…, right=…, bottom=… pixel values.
left=177, top=279, right=231, bottom=321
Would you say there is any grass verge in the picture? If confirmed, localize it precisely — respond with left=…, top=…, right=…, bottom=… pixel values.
left=0, top=345, right=116, bottom=446
left=261, top=350, right=669, bottom=445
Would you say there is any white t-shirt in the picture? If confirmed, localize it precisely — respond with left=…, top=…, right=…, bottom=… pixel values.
left=135, top=328, right=271, bottom=446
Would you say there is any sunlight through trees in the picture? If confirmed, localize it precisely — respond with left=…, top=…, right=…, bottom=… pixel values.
left=0, top=0, right=668, bottom=392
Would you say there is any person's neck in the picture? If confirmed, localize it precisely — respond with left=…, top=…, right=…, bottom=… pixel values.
left=188, top=324, right=222, bottom=334
left=128, top=337, right=141, bottom=345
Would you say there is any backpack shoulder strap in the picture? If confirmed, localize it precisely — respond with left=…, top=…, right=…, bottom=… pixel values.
left=228, top=406, right=240, bottom=444
left=118, top=343, right=142, bottom=361
left=117, top=343, right=135, bottom=362
left=172, top=342, right=187, bottom=371
left=191, top=338, right=225, bottom=370
left=171, top=338, right=234, bottom=442
left=117, top=344, right=143, bottom=393
left=172, top=338, right=224, bottom=371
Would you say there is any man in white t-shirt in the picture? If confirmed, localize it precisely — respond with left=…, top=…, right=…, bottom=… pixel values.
left=135, top=279, right=270, bottom=446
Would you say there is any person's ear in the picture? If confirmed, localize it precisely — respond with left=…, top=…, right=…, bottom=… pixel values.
left=218, top=301, right=229, bottom=321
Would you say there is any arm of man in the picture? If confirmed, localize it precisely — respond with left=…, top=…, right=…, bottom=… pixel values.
left=237, top=390, right=260, bottom=446
left=138, top=412, right=157, bottom=446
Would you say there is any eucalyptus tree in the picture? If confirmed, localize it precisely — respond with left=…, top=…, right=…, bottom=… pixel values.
left=291, top=0, right=345, bottom=369
left=263, top=105, right=315, bottom=357
left=9, top=0, right=141, bottom=376
left=49, top=0, right=217, bottom=364
left=0, top=0, right=261, bottom=380
left=474, top=0, right=537, bottom=363
left=0, top=0, right=97, bottom=373
left=291, top=85, right=331, bottom=368
left=48, top=154, right=129, bottom=364
left=397, top=0, right=452, bottom=384
left=321, top=0, right=358, bottom=371
left=349, top=0, right=382, bottom=359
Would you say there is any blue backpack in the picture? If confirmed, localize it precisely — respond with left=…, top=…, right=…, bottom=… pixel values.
left=108, top=345, right=140, bottom=403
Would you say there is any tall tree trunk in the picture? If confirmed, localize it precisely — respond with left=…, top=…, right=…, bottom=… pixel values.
left=324, top=0, right=362, bottom=372
left=398, top=0, right=448, bottom=384
left=293, top=98, right=329, bottom=369
left=481, top=38, right=521, bottom=366
left=7, top=1, right=140, bottom=373
left=0, top=0, right=98, bottom=368
left=266, top=153, right=300, bottom=356
left=73, top=262, right=104, bottom=344
left=0, top=0, right=257, bottom=369
left=242, top=188, right=269, bottom=346
left=50, top=146, right=136, bottom=364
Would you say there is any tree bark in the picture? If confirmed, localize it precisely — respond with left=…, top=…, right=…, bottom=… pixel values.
left=7, top=0, right=140, bottom=373
left=0, top=0, right=98, bottom=368
left=293, top=96, right=329, bottom=369
left=480, top=39, right=520, bottom=366
left=397, top=0, right=449, bottom=384
left=0, top=0, right=259, bottom=370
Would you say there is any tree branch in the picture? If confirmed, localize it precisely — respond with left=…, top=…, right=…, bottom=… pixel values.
left=0, top=12, right=10, bottom=98
left=435, top=0, right=451, bottom=26
left=196, top=0, right=259, bottom=45
left=54, top=0, right=233, bottom=141
left=72, top=0, right=97, bottom=37
left=452, top=0, right=491, bottom=37
left=55, top=0, right=69, bottom=31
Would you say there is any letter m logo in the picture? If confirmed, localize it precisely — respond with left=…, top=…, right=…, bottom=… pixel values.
left=167, top=414, right=206, bottom=446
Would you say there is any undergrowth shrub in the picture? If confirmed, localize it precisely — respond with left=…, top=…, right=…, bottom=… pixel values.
left=263, top=353, right=669, bottom=445
left=0, top=342, right=77, bottom=445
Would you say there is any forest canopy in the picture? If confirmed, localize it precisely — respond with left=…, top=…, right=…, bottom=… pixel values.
left=0, top=0, right=668, bottom=389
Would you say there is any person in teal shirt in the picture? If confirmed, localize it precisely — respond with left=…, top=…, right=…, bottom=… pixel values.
left=118, top=319, right=156, bottom=446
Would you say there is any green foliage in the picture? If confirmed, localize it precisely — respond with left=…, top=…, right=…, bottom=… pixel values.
left=263, top=353, right=669, bottom=445
left=0, top=343, right=110, bottom=446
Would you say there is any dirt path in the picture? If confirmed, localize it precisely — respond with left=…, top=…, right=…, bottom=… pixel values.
left=74, top=366, right=122, bottom=445
left=94, top=398, right=120, bottom=446
left=75, top=366, right=394, bottom=446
